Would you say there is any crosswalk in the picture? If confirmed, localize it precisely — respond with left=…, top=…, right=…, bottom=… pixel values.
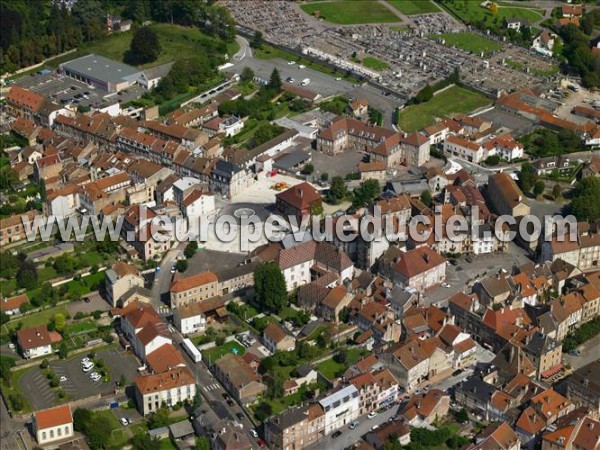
left=203, top=383, right=220, bottom=392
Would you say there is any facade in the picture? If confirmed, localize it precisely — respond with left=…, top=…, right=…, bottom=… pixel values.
left=263, top=323, right=296, bottom=354
left=486, top=172, right=530, bottom=217
left=265, top=403, right=325, bottom=450
left=170, top=271, right=219, bottom=307
left=214, top=354, right=267, bottom=404
left=59, top=54, right=143, bottom=92
left=119, top=301, right=172, bottom=360
left=318, top=385, right=360, bottom=435
left=32, top=404, right=74, bottom=446
left=134, top=367, right=196, bottom=415
left=0, top=210, right=37, bottom=246
left=275, top=182, right=322, bottom=221
left=172, top=302, right=207, bottom=336
left=391, top=246, right=447, bottom=291
left=444, top=136, right=486, bottom=163
left=565, top=360, right=600, bottom=415
left=105, top=262, right=144, bottom=307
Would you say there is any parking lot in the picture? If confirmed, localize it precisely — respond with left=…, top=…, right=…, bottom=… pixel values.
left=425, top=242, right=532, bottom=307
left=19, top=347, right=140, bottom=410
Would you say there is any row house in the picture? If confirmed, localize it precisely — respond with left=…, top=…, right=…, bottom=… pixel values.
left=542, top=412, right=599, bottom=450
left=141, top=120, right=209, bottom=149
left=104, top=262, right=145, bottom=308
left=0, top=210, right=37, bottom=246
left=134, top=367, right=196, bottom=415
left=210, top=159, right=255, bottom=199
left=349, top=368, right=400, bottom=415
left=486, top=171, right=531, bottom=217
left=275, top=182, right=323, bottom=222
left=318, top=385, right=360, bottom=435
left=540, top=233, right=600, bottom=273
left=483, top=134, right=524, bottom=161
left=399, top=389, right=450, bottom=426
left=118, top=301, right=171, bottom=360
left=5, top=86, right=66, bottom=127
left=170, top=104, right=219, bottom=128
left=121, top=204, right=172, bottom=260
left=78, top=171, right=130, bottom=215
left=53, top=113, right=119, bottom=149
left=565, top=360, right=600, bottom=415
left=265, top=403, right=325, bottom=450
left=444, top=135, right=487, bottom=163
left=170, top=271, right=219, bottom=308
left=390, top=246, right=447, bottom=292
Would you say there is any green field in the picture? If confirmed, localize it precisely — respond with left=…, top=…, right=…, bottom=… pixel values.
left=3, top=306, right=69, bottom=334
left=432, top=32, right=503, bottom=55
left=203, top=341, right=245, bottom=363
left=361, top=56, right=390, bottom=71
left=46, top=23, right=233, bottom=70
left=316, top=348, right=368, bottom=379
left=388, top=0, right=439, bottom=15
left=300, top=1, right=402, bottom=24
left=398, top=86, right=491, bottom=132
left=67, top=319, right=98, bottom=335
left=440, top=1, right=545, bottom=24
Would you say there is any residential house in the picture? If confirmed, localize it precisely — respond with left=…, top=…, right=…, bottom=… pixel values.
left=17, top=326, right=54, bottom=359
left=486, top=172, right=530, bottom=217
left=170, top=271, right=219, bottom=308
left=365, top=420, right=411, bottom=449
left=134, top=367, right=196, bottom=415
left=391, top=246, right=447, bottom=291
left=172, top=302, right=207, bottom=336
left=358, top=162, right=387, bottom=182
left=468, top=423, right=520, bottom=450
left=319, top=285, right=352, bottom=323
left=119, top=301, right=171, bottom=360
left=444, top=136, right=486, bottom=163
left=5, top=86, right=64, bottom=127
left=214, top=354, right=266, bottom=404
left=32, top=404, right=74, bottom=446
left=318, top=385, right=360, bottom=435
left=399, top=389, right=450, bottom=426
left=532, top=31, right=556, bottom=56
left=531, top=388, right=575, bottom=425
left=209, top=159, right=254, bottom=199
left=145, top=343, right=187, bottom=374
left=385, top=339, right=429, bottom=391
left=0, top=210, right=37, bottom=246
left=275, top=182, right=322, bottom=221
left=265, top=403, right=325, bottom=450
left=523, top=332, right=563, bottom=380
left=105, top=262, right=145, bottom=307
left=263, top=323, right=296, bottom=354
left=0, top=294, right=29, bottom=316
left=542, top=413, right=600, bottom=450
left=565, top=360, right=600, bottom=415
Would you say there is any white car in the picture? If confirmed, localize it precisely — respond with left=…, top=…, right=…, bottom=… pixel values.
left=298, top=64, right=306, bottom=69
left=82, top=363, right=95, bottom=373
left=120, top=417, right=129, bottom=426
left=335, top=76, right=342, bottom=81
left=59, top=376, right=67, bottom=382
left=367, top=412, right=377, bottom=419
left=90, top=373, right=101, bottom=382
left=170, top=265, right=176, bottom=274
left=441, top=282, right=451, bottom=288
left=287, top=60, right=296, bottom=65
left=81, top=357, right=90, bottom=364
left=250, top=430, right=258, bottom=438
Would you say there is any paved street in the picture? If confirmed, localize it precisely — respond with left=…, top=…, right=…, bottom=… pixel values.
left=306, top=405, right=400, bottom=450
left=562, top=334, right=600, bottom=372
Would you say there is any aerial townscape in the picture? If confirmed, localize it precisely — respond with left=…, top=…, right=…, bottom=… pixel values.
left=1, top=0, right=600, bottom=450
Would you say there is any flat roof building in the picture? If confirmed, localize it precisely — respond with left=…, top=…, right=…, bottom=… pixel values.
left=59, top=54, right=143, bottom=92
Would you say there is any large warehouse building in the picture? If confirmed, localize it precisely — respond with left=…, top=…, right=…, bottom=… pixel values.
left=58, top=54, right=144, bottom=92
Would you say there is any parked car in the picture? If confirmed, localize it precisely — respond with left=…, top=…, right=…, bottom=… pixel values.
left=81, top=357, right=90, bottom=364
left=287, top=61, right=296, bottom=65
left=349, top=421, right=359, bottom=430
left=236, top=412, right=245, bottom=421
left=367, top=412, right=377, bottom=419
left=332, top=431, right=342, bottom=438
left=170, top=265, right=176, bottom=274
left=59, top=376, right=67, bottom=382
left=222, top=393, right=230, bottom=400
left=257, top=439, right=266, bottom=447
left=227, top=399, right=235, bottom=407
left=82, top=363, right=95, bottom=373
left=298, top=64, right=306, bottom=69
left=120, top=417, right=129, bottom=426
left=441, top=282, right=451, bottom=288
left=250, top=430, right=258, bottom=438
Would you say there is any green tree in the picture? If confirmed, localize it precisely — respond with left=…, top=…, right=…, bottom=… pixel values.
left=455, top=408, right=469, bottom=423
left=58, top=341, right=68, bottom=359
left=320, top=173, right=329, bottom=182
left=352, top=179, right=381, bottom=208
left=268, top=68, right=282, bottom=92
left=16, top=260, right=38, bottom=290
left=420, top=189, right=433, bottom=207
left=131, top=433, right=161, bottom=450
left=0, top=312, right=8, bottom=326
left=302, top=163, right=314, bottom=175
left=518, top=162, right=537, bottom=193
left=73, top=408, right=93, bottom=432
left=148, top=407, right=171, bottom=429
left=533, top=180, right=545, bottom=198
left=327, top=176, right=347, bottom=204
left=54, top=313, right=66, bottom=332
left=184, top=241, right=198, bottom=259
left=254, top=262, right=287, bottom=313
left=240, top=66, right=255, bottom=83
left=124, top=26, right=161, bottom=65
left=250, top=30, right=263, bottom=49
left=176, top=259, right=188, bottom=273
left=415, top=84, right=433, bottom=104
left=570, top=177, right=600, bottom=222
left=254, top=401, right=273, bottom=422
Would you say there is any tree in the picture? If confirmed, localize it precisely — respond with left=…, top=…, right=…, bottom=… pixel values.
left=254, top=401, right=273, bottom=422
left=334, top=349, right=348, bottom=364
left=302, top=163, right=314, bottom=175
left=327, top=176, right=347, bottom=204
left=414, top=84, right=433, bottom=104
left=455, top=408, right=469, bottom=423
left=176, top=259, right=188, bottom=273
left=320, top=173, right=329, bottom=182
left=250, top=30, right=263, bottom=49
left=58, top=341, right=68, bottom=359
left=119, top=374, right=127, bottom=387
left=570, top=177, right=600, bottom=222
left=148, top=407, right=171, bottom=429
left=0, top=312, right=8, bottom=326
left=73, top=408, right=93, bottom=432
left=131, top=433, right=161, bottom=450
left=489, top=2, right=498, bottom=15
left=254, top=262, right=287, bottom=313
left=16, top=260, right=37, bottom=290
left=184, top=241, right=198, bottom=259
left=533, top=180, right=545, bottom=198
left=268, top=68, right=282, bottom=92
left=54, top=313, right=66, bottom=332
left=420, top=189, right=433, bottom=207
left=352, top=179, right=381, bottom=208
left=124, top=26, right=161, bottom=65
left=240, top=66, right=255, bottom=83
left=518, top=162, right=536, bottom=194
left=552, top=184, right=562, bottom=200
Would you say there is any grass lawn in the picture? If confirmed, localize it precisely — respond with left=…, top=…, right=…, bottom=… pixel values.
left=361, top=56, right=390, bottom=71
left=3, top=367, right=33, bottom=413
left=300, top=1, right=402, bottom=24
left=203, top=341, right=245, bottom=364
left=67, top=319, right=98, bottom=335
left=388, top=0, right=439, bottom=15
left=317, top=348, right=368, bottom=379
left=0, top=279, right=17, bottom=297
left=159, top=439, right=177, bottom=450
left=262, top=389, right=305, bottom=415
left=4, top=306, right=69, bottom=334
left=63, top=271, right=105, bottom=298
left=432, top=32, right=502, bottom=55
left=46, top=23, right=230, bottom=71
left=441, top=1, right=544, bottom=24
left=398, top=86, right=491, bottom=132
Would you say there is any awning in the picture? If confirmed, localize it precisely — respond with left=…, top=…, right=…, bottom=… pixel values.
left=541, top=364, right=563, bottom=378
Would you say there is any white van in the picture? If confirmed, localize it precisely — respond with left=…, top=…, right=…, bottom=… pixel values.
left=300, top=78, right=310, bottom=86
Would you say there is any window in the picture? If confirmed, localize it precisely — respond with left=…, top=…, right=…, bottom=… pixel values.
left=42, top=431, right=46, bottom=440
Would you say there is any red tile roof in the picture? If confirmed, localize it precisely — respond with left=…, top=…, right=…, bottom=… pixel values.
left=393, top=246, right=446, bottom=279
left=7, top=86, right=45, bottom=112
left=0, top=294, right=29, bottom=312
left=34, top=404, right=72, bottom=429
left=170, top=271, right=218, bottom=293
left=276, top=182, right=321, bottom=212
left=17, top=326, right=51, bottom=350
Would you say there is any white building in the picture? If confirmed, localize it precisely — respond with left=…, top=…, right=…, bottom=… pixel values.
left=134, top=367, right=197, bottom=415
left=16, top=326, right=53, bottom=359
left=173, top=303, right=207, bottom=336
left=532, top=31, right=556, bottom=57
left=182, top=189, right=215, bottom=221
left=33, top=404, right=74, bottom=446
left=120, top=302, right=172, bottom=360
left=318, top=385, right=360, bottom=435
left=219, top=116, right=245, bottom=136
left=444, top=136, right=486, bottom=163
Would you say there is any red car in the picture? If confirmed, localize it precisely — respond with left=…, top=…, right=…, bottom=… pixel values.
left=257, top=439, right=266, bottom=447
